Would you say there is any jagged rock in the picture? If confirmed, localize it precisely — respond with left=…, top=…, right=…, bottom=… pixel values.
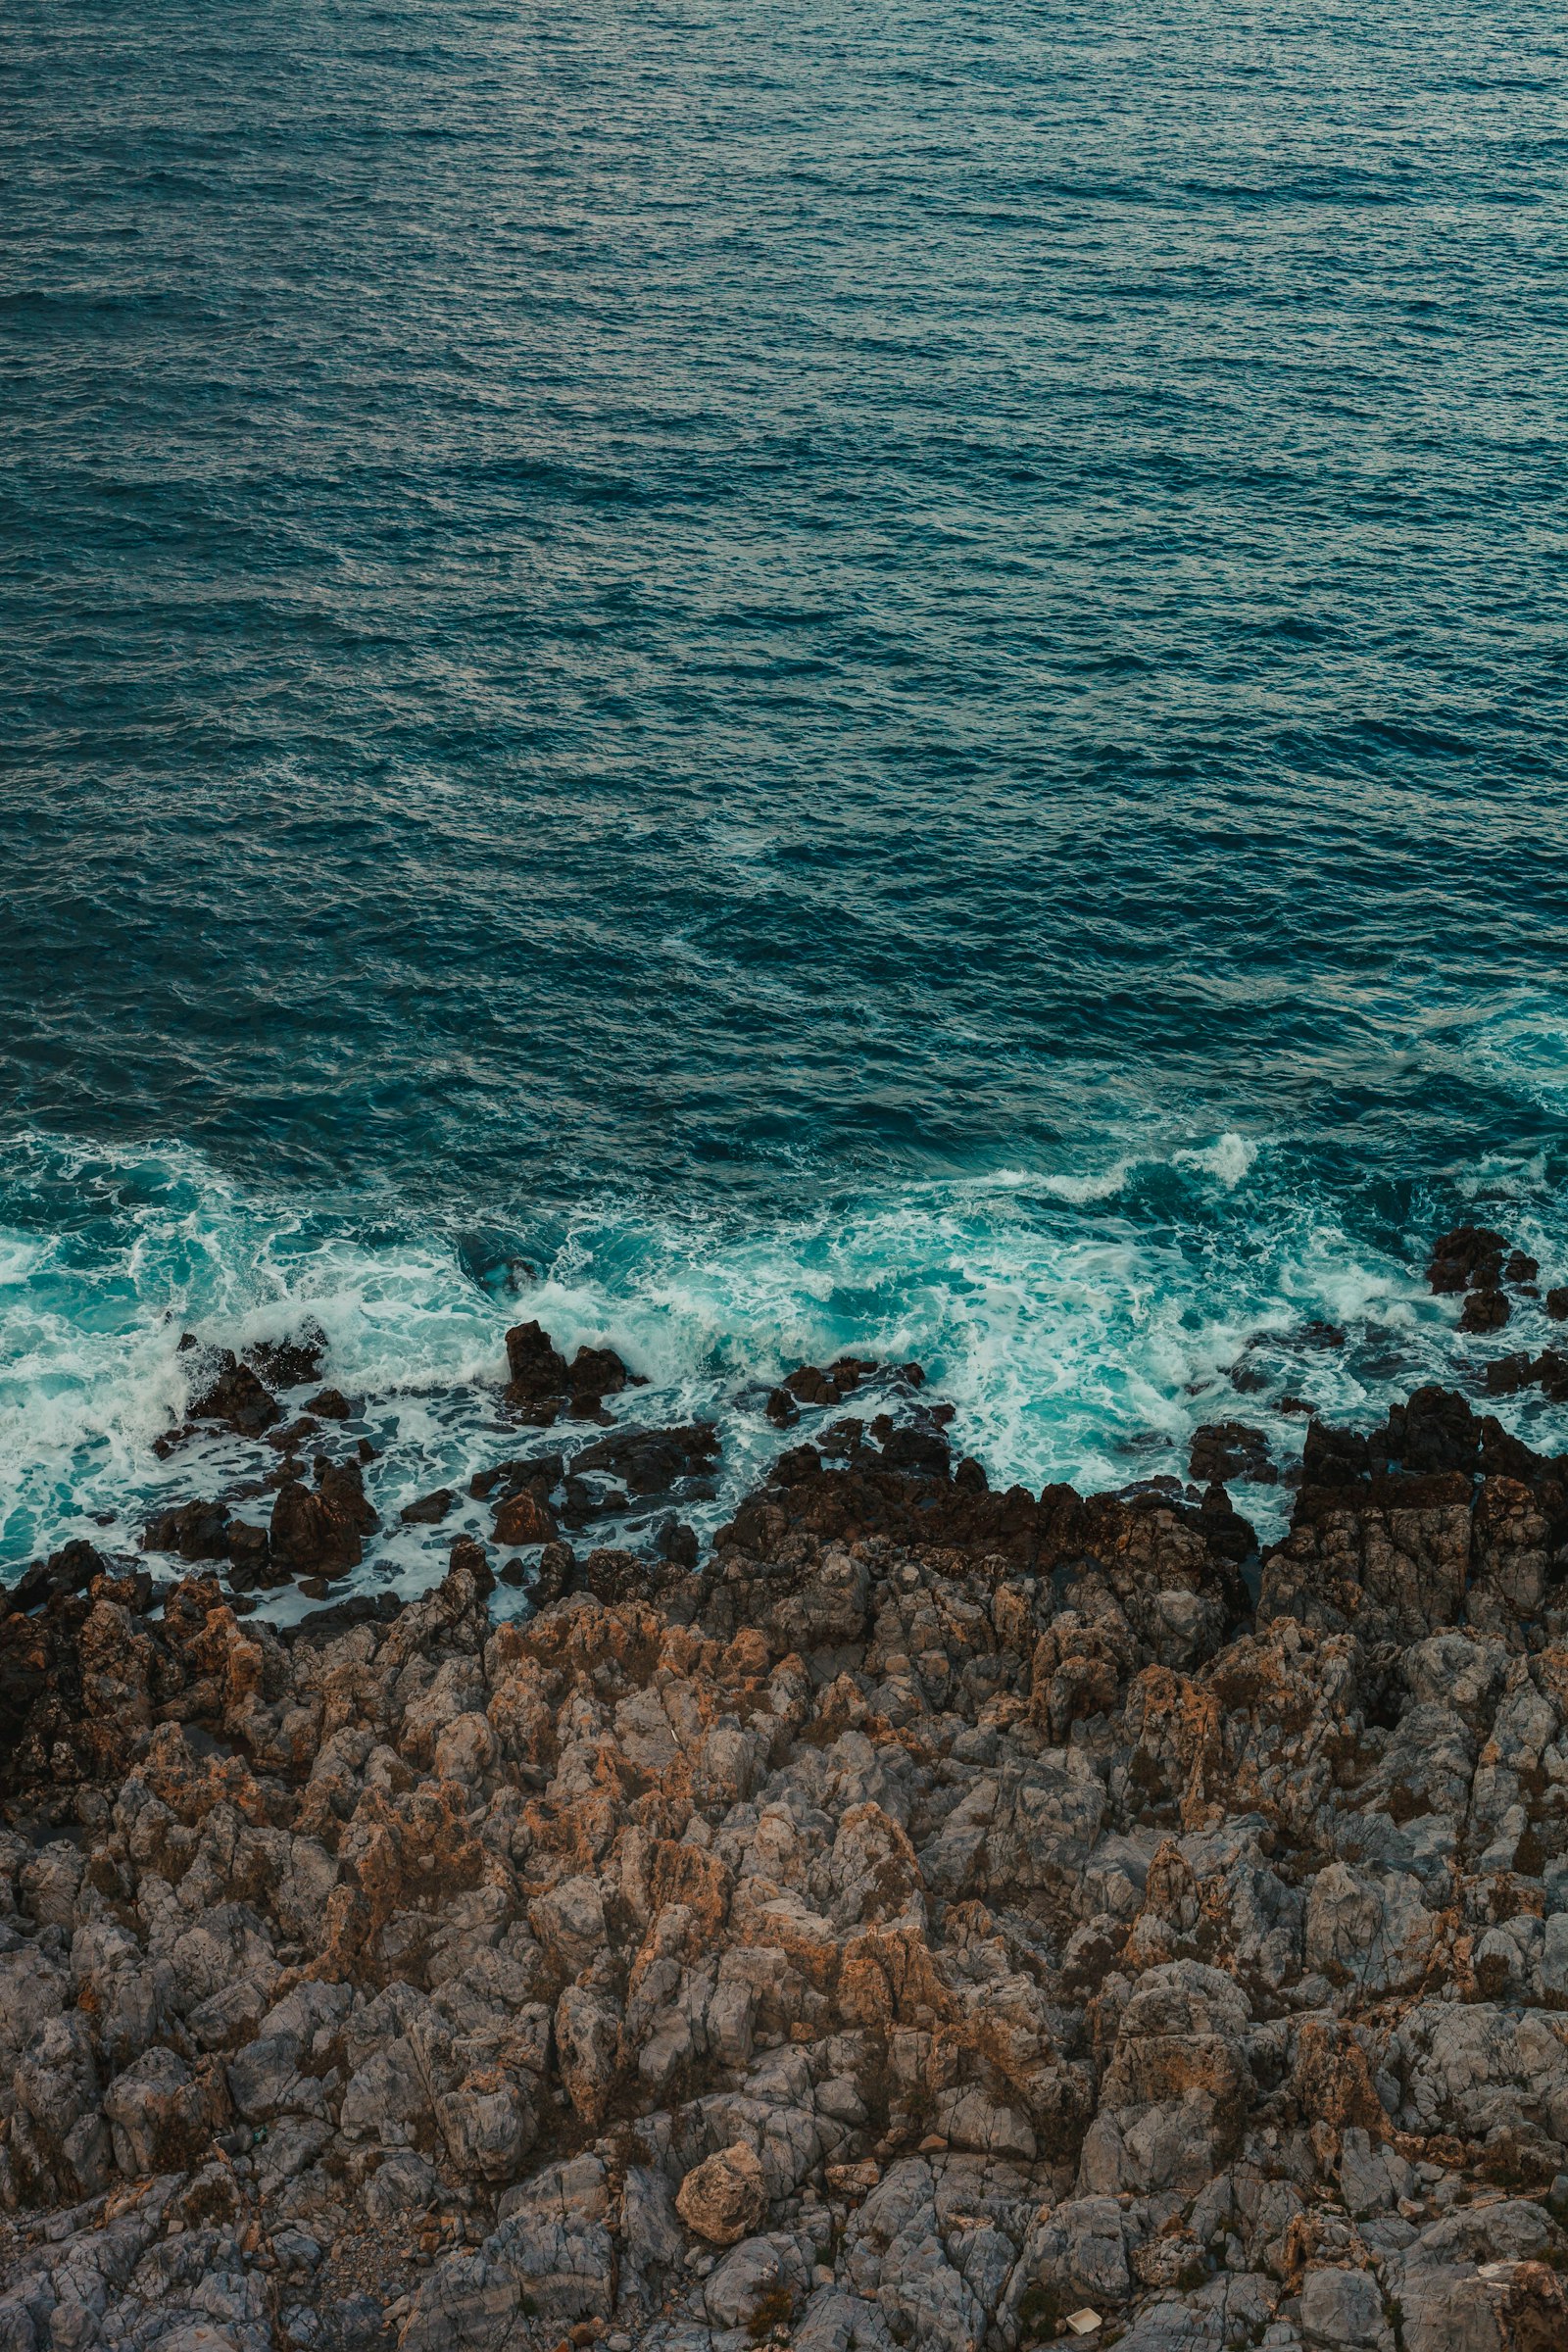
left=269, top=1456, right=377, bottom=1573
left=1190, top=1424, right=1276, bottom=1487
left=1427, top=1225, right=1509, bottom=1295
left=494, top=1486, right=558, bottom=1545
left=190, top=1351, right=282, bottom=1436
left=2, top=1384, right=1567, bottom=2352
left=144, top=1498, right=233, bottom=1561
left=504, top=1320, right=570, bottom=1417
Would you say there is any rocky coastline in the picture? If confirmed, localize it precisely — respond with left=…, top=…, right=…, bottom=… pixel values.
left=2, top=1228, right=1568, bottom=2351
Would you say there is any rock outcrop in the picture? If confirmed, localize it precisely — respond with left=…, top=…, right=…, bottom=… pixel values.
left=3, top=1385, right=1568, bottom=2352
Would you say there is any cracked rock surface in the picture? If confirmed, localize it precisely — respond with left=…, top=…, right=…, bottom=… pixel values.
left=3, top=1387, right=1568, bottom=2352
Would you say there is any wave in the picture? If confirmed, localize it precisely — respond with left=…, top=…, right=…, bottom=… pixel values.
left=2, top=1129, right=1566, bottom=1589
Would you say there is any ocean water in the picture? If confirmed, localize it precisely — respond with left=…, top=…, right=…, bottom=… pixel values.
left=4, top=0, right=1568, bottom=1586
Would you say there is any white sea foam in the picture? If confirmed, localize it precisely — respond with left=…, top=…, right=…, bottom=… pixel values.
left=1172, top=1131, right=1258, bottom=1189
left=1039, top=1162, right=1136, bottom=1204
left=3, top=1130, right=1565, bottom=1591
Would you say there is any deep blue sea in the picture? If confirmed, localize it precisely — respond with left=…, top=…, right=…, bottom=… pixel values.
left=4, top=0, right=1568, bottom=1589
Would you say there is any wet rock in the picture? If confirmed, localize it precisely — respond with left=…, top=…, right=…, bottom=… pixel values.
left=190, top=1351, right=282, bottom=1436
left=1428, top=1224, right=1509, bottom=1295
left=471, top=1450, right=565, bottom=1501
left=493, top=1487, right=558, bottom=1546
left=3, top=1539, right=109, bottom=1616
left=569, top=1422, right=721, bottom=1496
left=877, top=1426, right=951, bottom=1479
left=144, top=1498, right=232, bottom=1562
left=245, top=1329, right=327, bottom=1391
left=1190, top=1423, right=1277, bottom=1486
left=567, top=1345, right=633, bottom=1404
left=270, top=1456, right=378, bottom=1574
left=401, top=1488, right=456, bottom=1525
left=305, top=1386, right=358, bottom=1421
left=504, top=1319, right=570, bottom=1418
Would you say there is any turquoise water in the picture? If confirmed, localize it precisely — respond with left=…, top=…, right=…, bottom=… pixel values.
left=4, top=0, right=1568, bottom=1576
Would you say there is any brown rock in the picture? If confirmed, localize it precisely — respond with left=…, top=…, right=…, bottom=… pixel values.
left=494, top=1488, right=557, bottom=1546
left=675, top=2141, right=768, bottom=2244
left=504, top=1320, right=569, bottom=1414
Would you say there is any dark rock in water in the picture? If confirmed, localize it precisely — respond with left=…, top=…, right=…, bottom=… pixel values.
left=1197, top=1480, right=1256, bottom=1565
left=497, top=1556, right=527, bottom=1587
left=1190, top=1421, right=1276, bottom=1486
left=1387, top=1384, right=1483, bottom=1476
left=1227, top=1357, right=1270, bottom=1394
left=778, top=1358, right=889, bottom=1408
left=558, top=1475, right=595, bottom=1528
left=817, top=1415, right=865, bottom=1459
left=1305, top=1386, right=1488, bottom=1487
left=877, top=1424, right=951, bottom=1478
left=270, top=1483, right=358, bottom=1573
left=493, top=1487, right=557, bottom=1546
left=399, top=1488, right=455, bottom=1525
left=1460, top=1286, right=1511, bottom=1332
left=244, top=1328, right=326, bottom=1390
left=269, top=1457, right=376, bottom=1575
left=771, top=1444, right=822, bottom=1488
left=267, top=1413, right=321, bottom=1451
left=1506, top=1248, right=1541, bottom=1284
left=566, top=1344, right=631, bottom=1401
left=1295, top=1318, right=1347, bottom=1349
left=1547, top=1285, right=1568, bottom=1321
left=3, top=1541, right=108, bottom=1618
left=305, top=1387, right=358, bottom=1421
left=568, top=1421, right=719, bottom=1496
left=446, top=1532, right=493, bottom=1600
left=1486, top=1351, right=1537, bottom=1395
left=763, top=1386, right=799, bottom=1428
left=223, top=1519, right=273, bottom=1587
left=652, top=1516, right=698, bottom=1568
left=954, top=1453, right=988, bottom=1494
left=142, top=1498, right=231, bottom=1562
left=469, top=1450, right=564, bottom=1501
left=1428, top=1222, right=1508, bottom=1294
left=503, top=1319, right=569, bottom=1417
left=188, top=1351, right=281, bottom=1436
left=283, top=1588, right=404, bottom=1642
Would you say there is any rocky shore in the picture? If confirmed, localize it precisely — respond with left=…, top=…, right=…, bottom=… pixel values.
left=3, top=1230, right=1568, bottom=2351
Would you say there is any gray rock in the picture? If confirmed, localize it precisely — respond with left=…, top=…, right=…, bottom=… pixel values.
left=1298, top=2265, right=1388, bottom=2349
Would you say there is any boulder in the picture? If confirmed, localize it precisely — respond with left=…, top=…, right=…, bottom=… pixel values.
left=676, top=2140, right=769, bottom=2245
